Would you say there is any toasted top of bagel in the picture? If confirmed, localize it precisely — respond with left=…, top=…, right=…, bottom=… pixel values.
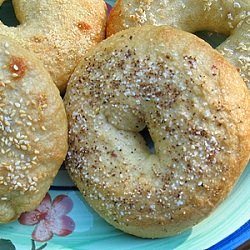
left=64, top=25, right=250, bottom=238
left=107, top=0, right=250, bottom=89
left=0, top=35, right=68, bottom=223
left=0, top=0, right=107, bottom=92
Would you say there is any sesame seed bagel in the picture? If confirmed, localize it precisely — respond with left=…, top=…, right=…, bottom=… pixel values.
left=0, top=0, right=107, bottom=93
left=0, top=35, right=68, bottom=223
left=64, top=25, right=250, bottom=238
left=107, top=0, right=250, bottom=90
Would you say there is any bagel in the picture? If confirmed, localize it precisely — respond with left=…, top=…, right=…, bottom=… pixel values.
left=0, top=35, right=68, bottom=223
left=64, top=25, right=250, bottom=238
left=107, top=0, right=250, bottom=89
left=0, top=0, right=107, bottom=93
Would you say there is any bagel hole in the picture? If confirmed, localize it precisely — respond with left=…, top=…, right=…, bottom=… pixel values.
left=139, top=126, right=155, bottom=154
left=195, top=31, right=228, bottom=48
left=0, top=0, right=19, bottom=27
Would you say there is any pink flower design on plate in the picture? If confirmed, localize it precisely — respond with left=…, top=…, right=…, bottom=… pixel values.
left=18, top=193, right=75, bottom=242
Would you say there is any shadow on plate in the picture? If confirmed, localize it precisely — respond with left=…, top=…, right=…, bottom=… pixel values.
left=74, top=191, right=192, bottom=250
left=0, top=0, right=19, bottom=27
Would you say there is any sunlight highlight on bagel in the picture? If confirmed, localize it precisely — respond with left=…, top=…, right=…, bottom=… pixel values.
left=0, top=0, right=19, bottom=27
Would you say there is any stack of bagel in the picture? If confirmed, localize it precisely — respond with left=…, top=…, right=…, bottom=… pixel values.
left=0, top=0, right=250, bottom=239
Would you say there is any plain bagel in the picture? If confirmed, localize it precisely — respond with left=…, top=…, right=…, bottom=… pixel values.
left=64, top=25, right=250, bottom=238
left=0, top=0, right=107, bottom=93
left=107, top=0, right=250, bottom=89
left=0, top=35, right=68, bottom=223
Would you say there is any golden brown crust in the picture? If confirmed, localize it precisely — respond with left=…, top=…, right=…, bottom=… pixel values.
left=0, top=0, right=107, bottom=93
left=64, top=25, right=250, bottom=238
left=0, top=35, right=68, bottom=223
left=107, top=0, right=250, bottom=89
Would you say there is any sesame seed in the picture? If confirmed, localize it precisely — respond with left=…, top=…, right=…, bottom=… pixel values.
left=41, top=126, right=47, bottom=131
left=13, top=64, right=19, bottom=71
left=20, top=145, right=28, bottom=151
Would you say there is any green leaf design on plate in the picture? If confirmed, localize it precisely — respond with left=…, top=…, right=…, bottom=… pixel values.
left=31, top=239, right=47, bottom=250
left=0, top=239, right=16, bottom=250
